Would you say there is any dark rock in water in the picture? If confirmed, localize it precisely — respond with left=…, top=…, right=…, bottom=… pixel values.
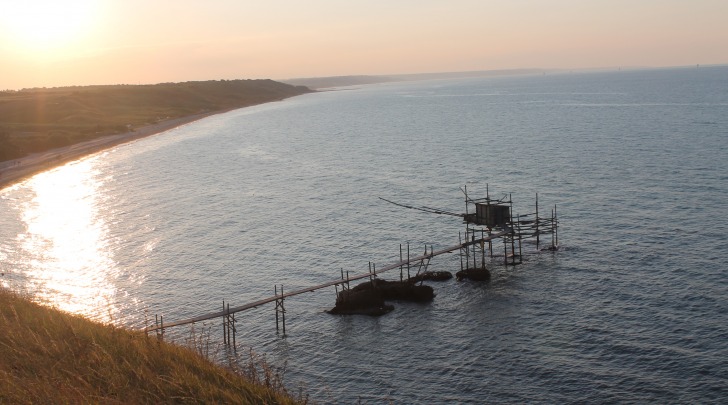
left=331, top=305, right=395, bottom=316
left=328, top=278, right=435, bottom=315
left=456, top=268, right=491, bottom=282
left=351, top=279, right=435, bottom=302
left=327, top=288, right=394, bottom=316
left=409, top=271, right=453, bottom=283
left=351, top=278, right=389, bottom=292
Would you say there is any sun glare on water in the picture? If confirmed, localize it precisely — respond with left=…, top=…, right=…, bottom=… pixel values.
left=14, top=157, right=121, bottom=322
left=0, top=0, right=100, bottom=57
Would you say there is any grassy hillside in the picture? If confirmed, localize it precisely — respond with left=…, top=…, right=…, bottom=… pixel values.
left=0, top=289, right=301, bottom=404
left=0, top=80, right=311, bottom=161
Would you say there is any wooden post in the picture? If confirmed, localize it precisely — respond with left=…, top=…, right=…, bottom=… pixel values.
left=535, top=193, right=540, bottom=250
left=232, top=312, right=236, bottom=348
left=458, top=232, right=464, bottom=272
left=222, top=301, right=227, bottom=344
left=471, top=231, right=476, bottom=270
left=282, top=300, right=286, bottom=335
left=226, top=303, right=231, bottom=345
left=399, top=244, right=403, bottom=281
left=510, top=231, right=515, bottom=265
left=480, top=238, right=485, bottom=270
left=551, top=208, right=556, bottom=248
left=280, top=285, right=286, bottom=335
left=340, top=268, right=347, bottom=291
left=275, top=285, right=286, bottom=334
left=274, top=286, right=279, bottom=331
left=407, top=243, right=411, bottom=280
left=554, top=204, right=559, bottom=247
left=517, top=214, right=523, bottom=264
left=466, top=229, right=470, bottom=264
left=464, top=185, right=468, bottom=217
left=486, top=189, right=491, bottom=226
left=503, top=236, right=508, bottom=265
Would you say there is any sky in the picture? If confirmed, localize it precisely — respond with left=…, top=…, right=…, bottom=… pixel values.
left=1, top=0, right=727, bottom=89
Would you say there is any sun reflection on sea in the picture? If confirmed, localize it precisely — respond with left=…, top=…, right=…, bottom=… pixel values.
left=15, top=157, right=119, bottom=322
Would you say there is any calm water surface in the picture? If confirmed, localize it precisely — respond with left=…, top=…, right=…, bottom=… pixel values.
left=2, top=67, right=728, bottom=403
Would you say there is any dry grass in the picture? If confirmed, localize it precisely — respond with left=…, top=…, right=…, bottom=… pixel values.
left=0, top=289, right=302, bottom=404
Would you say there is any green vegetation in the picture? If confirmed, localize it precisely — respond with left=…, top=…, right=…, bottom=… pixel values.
left=0, top=289, right=301, bottom=404
left=0, top=80, right=311, bottom=161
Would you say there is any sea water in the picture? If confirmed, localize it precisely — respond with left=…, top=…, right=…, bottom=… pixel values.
left=2, top=66, right=727, bottom=403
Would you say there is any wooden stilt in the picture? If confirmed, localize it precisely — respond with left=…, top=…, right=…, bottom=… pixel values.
left=471, top=231, right=476, bottom=270
left=232, top=312, right=236, bottom=349
left=551, top=208, right=556, bottom=248
left=407, top=243, right=411, bottom=280
left=535, top=193, right=540, bottom=250
left=399, top=244, right=403, bottom=281
left=464, top=185, right=469, bottom=217
left=481, top=240, right=486, bottom=269
left=282, top=301, right=286, bottom=335
left=554, top=204, right=559, bottom=247
left=222, top=301, right=227, bottom=344
left=503, top=236, right=508, bottom=265
left=274, top=287, right=279, bottom=331
left=458, top=232, right=464, bottom=271
left=517, top=215, right=523, bottom=263
left=275, top=285, right=286, bottom=335
left=226, top=303, right=231, bottom=345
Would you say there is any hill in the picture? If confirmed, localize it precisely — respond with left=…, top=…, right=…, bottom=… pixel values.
left=0, top=288, right=302, bottom=404
left=0, top=80, right=312, bottom=162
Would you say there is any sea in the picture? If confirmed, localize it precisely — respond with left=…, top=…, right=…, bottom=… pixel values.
left=1, top=66, right=727, bottom=403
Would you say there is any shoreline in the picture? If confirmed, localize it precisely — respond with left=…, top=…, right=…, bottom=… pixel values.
left=0, top=109, right=232, bottom=191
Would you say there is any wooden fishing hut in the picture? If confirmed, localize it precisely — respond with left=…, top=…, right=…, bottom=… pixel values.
left=458, top=185, right=559, bottom=276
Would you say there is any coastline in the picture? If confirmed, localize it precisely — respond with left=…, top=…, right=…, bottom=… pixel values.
left=0, top=109, right=230, bottom=191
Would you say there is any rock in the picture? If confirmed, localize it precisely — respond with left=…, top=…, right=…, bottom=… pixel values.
left=327, top=289, right=394, bottom=316
left=455, top=268, right=491, bottom=282
left=408, top=271, right=453, bottom=283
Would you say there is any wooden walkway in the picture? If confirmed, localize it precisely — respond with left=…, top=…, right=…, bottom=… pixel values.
left=145, top=229, right=510, bottom=333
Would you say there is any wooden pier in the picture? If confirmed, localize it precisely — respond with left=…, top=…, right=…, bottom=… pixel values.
left=144, top=229, right=510, bottom=336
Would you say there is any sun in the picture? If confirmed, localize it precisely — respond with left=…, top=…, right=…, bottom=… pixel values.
left=0, top=1, right=99, bottom=56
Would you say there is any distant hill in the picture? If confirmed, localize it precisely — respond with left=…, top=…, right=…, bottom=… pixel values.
left=387, top=68, right=554, bottom=81
left=282, top=68, right=555, bottom=89
left=282, top=75, right=395, bottom=89
left=0, top=79, right=312, bottom=162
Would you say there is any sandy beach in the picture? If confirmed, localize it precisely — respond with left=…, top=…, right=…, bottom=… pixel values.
left=0, top=110, right=228, bottom=191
